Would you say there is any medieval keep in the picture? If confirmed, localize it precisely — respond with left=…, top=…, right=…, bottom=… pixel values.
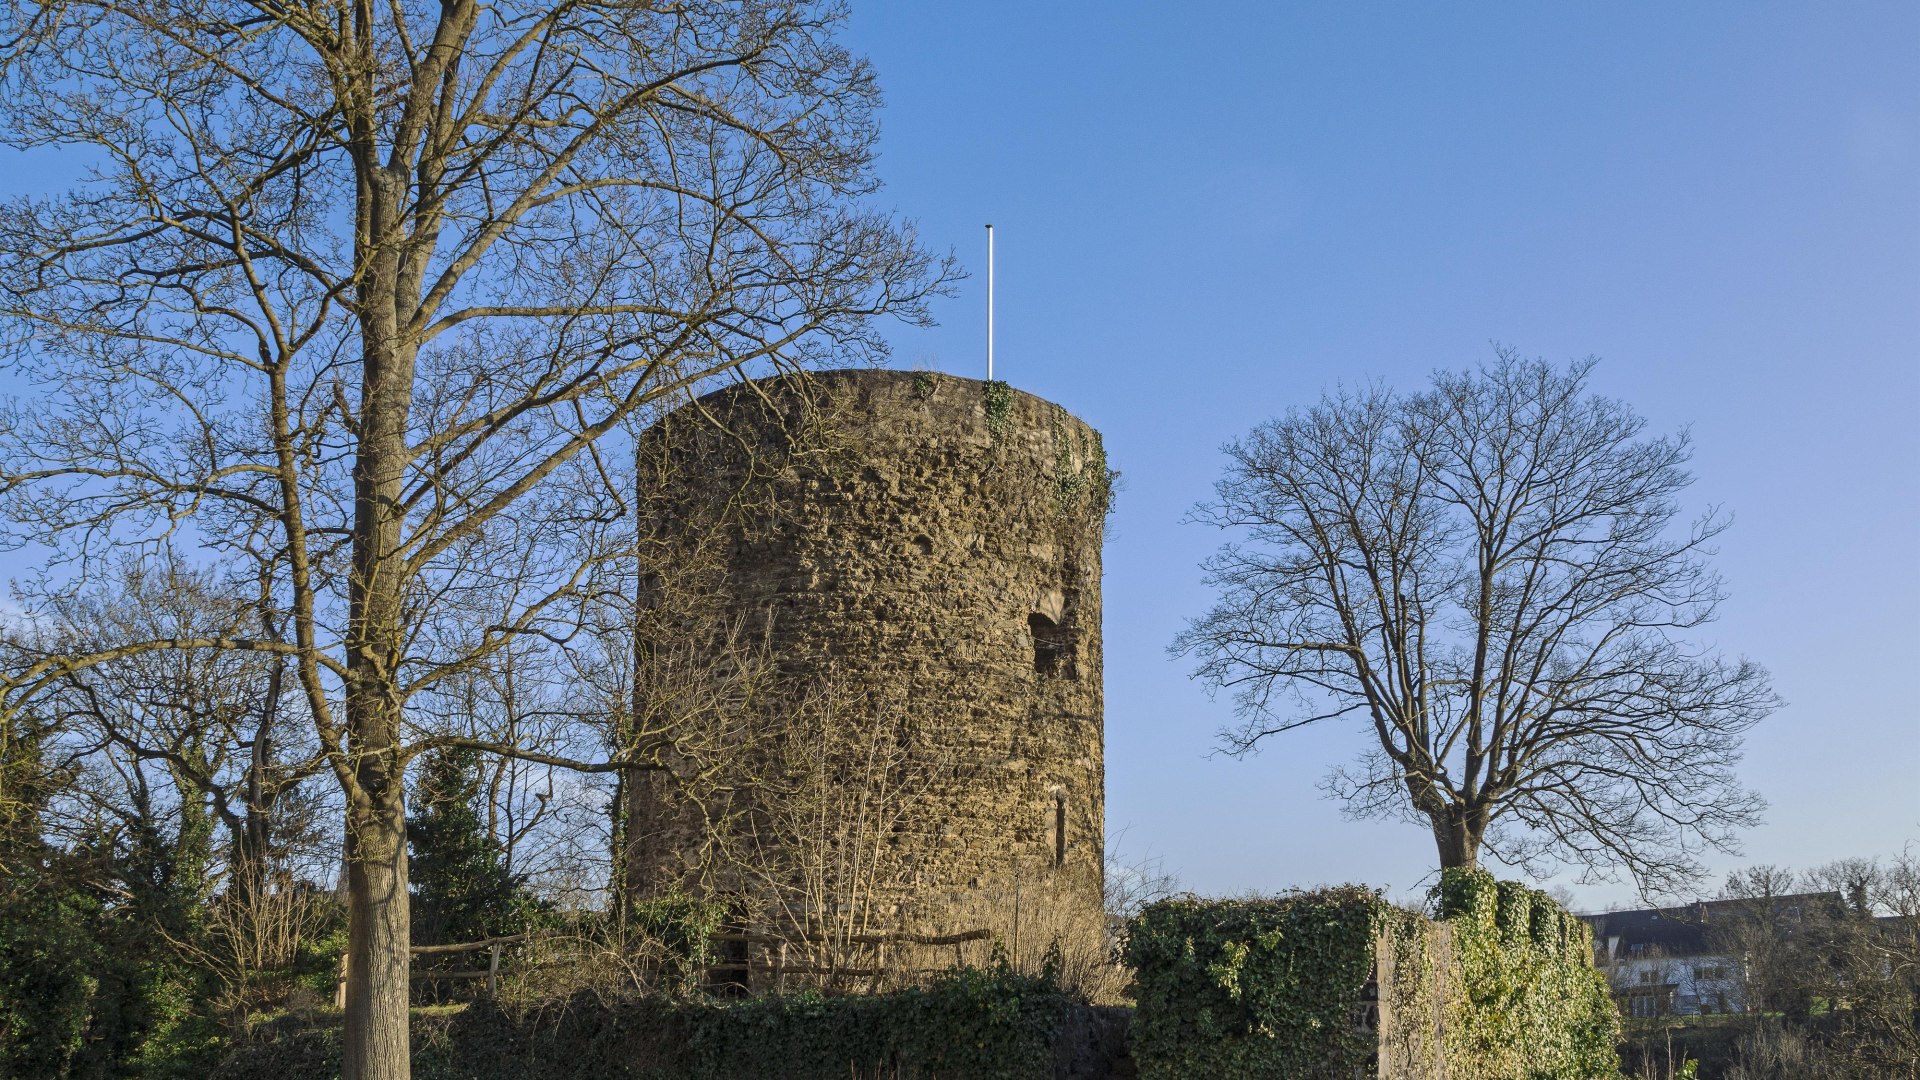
left=622, top=369, right=1109, bottom=937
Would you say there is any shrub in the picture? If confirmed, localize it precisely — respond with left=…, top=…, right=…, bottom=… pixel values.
left=213, top=958, right=1071, bottom=1080
left=626, top=894, right=730, bottom=995
left=0, top=871, right=104, bottom=1079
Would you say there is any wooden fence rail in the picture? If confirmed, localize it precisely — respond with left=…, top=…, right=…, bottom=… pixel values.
left=334, top=927, right=995, bottom=1006
left=709, top=929, right=994, bottom=947
left=706, top=928, right=994, bottom=992
left=334, top=932, right=534, bottom=1008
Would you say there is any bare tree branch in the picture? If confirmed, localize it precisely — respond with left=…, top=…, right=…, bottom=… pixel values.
left=0, top=2, right=953, bottom=1075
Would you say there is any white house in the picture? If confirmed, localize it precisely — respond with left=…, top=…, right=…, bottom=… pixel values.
left=1580, top=893, right=1840, bottom=1018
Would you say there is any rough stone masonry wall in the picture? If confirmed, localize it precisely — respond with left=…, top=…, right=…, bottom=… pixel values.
left=624, top=369, right=1109, bottom=935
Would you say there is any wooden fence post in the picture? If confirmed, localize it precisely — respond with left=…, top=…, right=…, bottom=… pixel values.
left=335, top=952, right=348, bottom=1010
left=487, top=941, right=502, bottom=997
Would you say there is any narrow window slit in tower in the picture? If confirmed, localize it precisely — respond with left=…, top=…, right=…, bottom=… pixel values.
left=1053, top=791, right=1067, bottom=867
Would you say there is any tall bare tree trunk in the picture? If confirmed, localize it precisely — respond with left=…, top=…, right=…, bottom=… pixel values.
left=232, top=654, right=284, bottom=907
left=342, top=574, right=415, bottom=1080
left=342, top=587, right=416, bottom=1080
left=0, top=6, right=945, bottom=1079
left=344, top=213, right=419, bottom=1074
left=343, top=789, right=410, bottom=1080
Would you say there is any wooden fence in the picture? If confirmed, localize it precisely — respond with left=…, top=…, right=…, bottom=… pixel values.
left=334, top=927, right=994, bottom=1005
left=706, top=928, right=994, bottom=992
left=333, top=932, right=532, bottom=1008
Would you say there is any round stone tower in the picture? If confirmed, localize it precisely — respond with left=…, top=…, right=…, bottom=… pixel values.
left=623, top=368, right=1108, bottom=933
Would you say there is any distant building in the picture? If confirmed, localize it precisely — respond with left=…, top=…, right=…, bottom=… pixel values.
left=1580, top=893, right=1842, bottom=1017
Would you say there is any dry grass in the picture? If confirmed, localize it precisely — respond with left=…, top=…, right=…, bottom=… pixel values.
left=917, top=873, right=1129, bottom=1004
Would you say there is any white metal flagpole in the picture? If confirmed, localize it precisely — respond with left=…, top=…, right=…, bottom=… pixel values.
left=985, top=223, right=994, bottom=381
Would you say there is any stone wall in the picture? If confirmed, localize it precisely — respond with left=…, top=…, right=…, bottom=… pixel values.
left=623, top=369, right=1109, bottom=935
left=1125, top=875, right=1619, bottom=1079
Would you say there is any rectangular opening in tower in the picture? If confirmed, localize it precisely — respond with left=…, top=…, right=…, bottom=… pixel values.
left=1029, top=613, right=1073, bottom=679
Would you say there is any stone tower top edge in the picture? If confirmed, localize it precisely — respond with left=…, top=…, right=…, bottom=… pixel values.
left=679, top=367, right=1100, bottom=432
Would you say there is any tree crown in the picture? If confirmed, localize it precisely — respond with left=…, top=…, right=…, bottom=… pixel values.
left=1177, top=350, right=1777, bottom=894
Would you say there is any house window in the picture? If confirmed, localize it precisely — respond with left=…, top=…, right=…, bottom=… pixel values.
left=1630, top=994, right=1661, bottom=1018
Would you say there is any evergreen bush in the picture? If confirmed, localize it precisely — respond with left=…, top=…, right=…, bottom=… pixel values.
left=0, top=867, right=104, bottom=1079
left=408, top=748, right=537, bottom=947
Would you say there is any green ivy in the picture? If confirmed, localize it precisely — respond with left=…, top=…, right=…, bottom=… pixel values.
left=983, top=379, right=1014, bottom=440
left=1126, top=873, right=1620, bottom=1080
left=1125, top=885, right=1396, bottom=1080
left=1434, top=869, right=1620, bottom=1080
left=1049, top=414, right=1116, bottom=517
left=628, top=893, right=730, bottom=995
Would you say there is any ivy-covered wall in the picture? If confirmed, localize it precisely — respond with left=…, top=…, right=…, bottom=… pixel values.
left=1432, top=870, right=1620, bottom=1080
left=1125, top=870, right=1620, bottom=1080
left=1125, top=884, right=1403, bottom=1080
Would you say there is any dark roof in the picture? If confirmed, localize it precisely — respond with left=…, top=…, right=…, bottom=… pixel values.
left=1583, top=907, right=1709, bottom=955
left=1580, top=892, right=1844, bottom=957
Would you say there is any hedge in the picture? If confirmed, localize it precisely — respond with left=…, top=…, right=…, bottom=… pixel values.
left=1124, top=870, right=1620, bottom=1080
left=1124, top=884, right=1401, bottom=1080
left=213, top=961, right=1069, bottom=1080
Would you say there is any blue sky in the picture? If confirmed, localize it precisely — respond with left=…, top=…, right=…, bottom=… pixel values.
left=0, top=3, right=1912, bottom=912
left=840, top=2, right=1920, bottom=908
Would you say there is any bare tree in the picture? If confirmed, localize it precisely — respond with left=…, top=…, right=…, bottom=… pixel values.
left=1717, top=856, right=1920, bottom=1078
left=1175, top=351, right=1777, bottom=894
left=1, top=553, right=345, bottom=1049
left=0, top=0, right=948, bottom=1074
left=1102, top=833, right=1179, bottom=924
left=20, top=555, right=332, bottom=892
